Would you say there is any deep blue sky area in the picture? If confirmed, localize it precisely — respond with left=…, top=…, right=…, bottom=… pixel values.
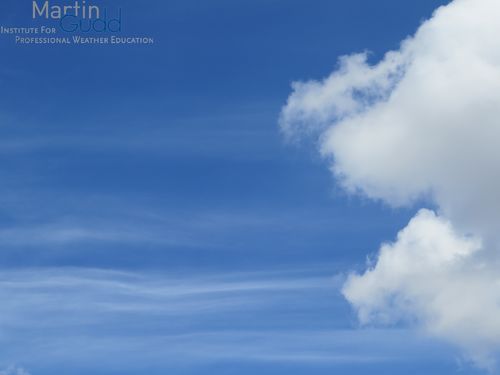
left=0, top=1, right=473, bottom=375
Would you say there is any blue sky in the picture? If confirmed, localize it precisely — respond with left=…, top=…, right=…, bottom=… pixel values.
left=0, top=0, right=487, bottom=374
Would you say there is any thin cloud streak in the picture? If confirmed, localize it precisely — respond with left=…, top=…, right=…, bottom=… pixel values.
left=0, top=268, right=448, bottom=371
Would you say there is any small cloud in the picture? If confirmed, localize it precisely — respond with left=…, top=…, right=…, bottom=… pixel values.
left=0, top=366, right=31, bottom=375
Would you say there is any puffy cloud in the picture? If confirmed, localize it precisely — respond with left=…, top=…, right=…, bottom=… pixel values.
left=280, top=0, right=500, bottom=368
left=281, top=0, right=500, bottom=231
left=280, top=51, right=407, bottom=142
left=342, top=210, right=500, bottom=367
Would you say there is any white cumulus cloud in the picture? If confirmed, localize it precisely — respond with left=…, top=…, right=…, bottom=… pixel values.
left=342, top=210, right=500, bottom=367
left=280, top=0, right=500, bottom=368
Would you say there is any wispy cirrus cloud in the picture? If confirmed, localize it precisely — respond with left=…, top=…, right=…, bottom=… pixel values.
left=0, top=367, right=30, bottom=375
left=0, top=268, right=449, bottom=372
